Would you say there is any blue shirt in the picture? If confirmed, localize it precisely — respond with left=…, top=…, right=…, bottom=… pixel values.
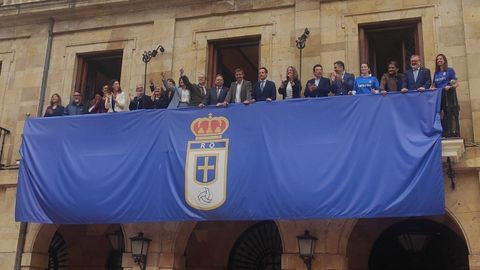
left=434, top=68, right=457, bottom=89
left=353, top=75, right=379, bottom=95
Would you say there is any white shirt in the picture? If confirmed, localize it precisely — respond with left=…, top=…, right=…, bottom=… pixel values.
left=180, top=88, right=190, bottom=103
left=235, top=80, right=243, bottom=103
left=286, top=81, right=293, bottom=99
left=113, top=91, right=128, bottom=112
left=314, top=78, right=320, bottom=86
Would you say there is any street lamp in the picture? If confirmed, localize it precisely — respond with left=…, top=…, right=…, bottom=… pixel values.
left=295, top=28, right=310, bottom=82
left=296, top=230, right=317, bottom=270
left=142, top=44, right=165, bottom=95
left=130, top=232, right=151, bottom=270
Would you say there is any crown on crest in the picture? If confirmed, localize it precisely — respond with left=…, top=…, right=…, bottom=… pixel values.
left=191, top=113, right=229, bottom=139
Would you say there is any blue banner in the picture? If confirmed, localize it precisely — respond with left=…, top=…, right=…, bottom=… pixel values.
left=16, top=91, right=444, bottom=224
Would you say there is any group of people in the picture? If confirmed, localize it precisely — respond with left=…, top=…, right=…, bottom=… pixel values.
left=44, top=53, right=459, bottom=137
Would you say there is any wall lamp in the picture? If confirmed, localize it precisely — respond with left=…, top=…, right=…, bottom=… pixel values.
left=296, top=230, right=317, bottom=270
left=130, top=232, right=151, bottom=270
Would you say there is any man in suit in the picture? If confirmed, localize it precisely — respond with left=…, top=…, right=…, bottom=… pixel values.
left=180, top=68, right=208, bottom=106
left=304, top=64, right=331, bottom=97
left=401, top=55, right=432, bottom=92
left=224, top=68, right=252, bottom=105
left=251, top=67, right=276, bottom=102
left=199, top=74, right=229, bottom=107
left=129, top=84, right=154, bottom=110
left=330, top=61, right=355, bottom=96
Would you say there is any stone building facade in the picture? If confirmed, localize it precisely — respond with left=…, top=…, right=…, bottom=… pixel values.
left=0, top=0, right=479, bottom=269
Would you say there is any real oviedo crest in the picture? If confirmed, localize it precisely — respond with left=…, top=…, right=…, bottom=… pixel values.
left=185, top=113, right=229, bottom=210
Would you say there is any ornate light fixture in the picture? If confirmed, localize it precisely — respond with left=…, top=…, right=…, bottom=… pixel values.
left=142, top=44, right=165, bottom=95
left=130, top=232, right=151, bottom=270
left=296, top=230, right=317, bottom=270
left=295, top=28, right=310, bottom=82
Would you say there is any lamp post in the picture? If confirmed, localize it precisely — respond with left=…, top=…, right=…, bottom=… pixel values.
left=295, top=28, right=310, bottom=82
left=296, top=230, right=317, bottom=270
left=142, top=44, right=165, bottom=95
left=130, top=232, right=151, bottom=270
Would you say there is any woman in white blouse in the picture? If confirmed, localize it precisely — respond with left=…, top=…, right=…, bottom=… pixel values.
left=168, top=77, right=191, bottom=108
left=278, top=66, right=301, bottom=99
left=105, top=79, right=128, bottom=112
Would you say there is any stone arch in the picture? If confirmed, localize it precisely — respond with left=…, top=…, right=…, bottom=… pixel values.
left=24, top=223, right=126, bottom=269
left=172, top=221, right=198, bottom=255
left=345, top=213, right=470, bottom=270
left=173, top=220, right=287, bottom=257
left=173, top=220, right=285, bottom=270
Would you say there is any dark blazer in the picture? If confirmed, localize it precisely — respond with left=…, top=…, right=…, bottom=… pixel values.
left=203, top=86, right=229, bottom=105
left=225, top=80, right=252, bottom=103
left=403, top=67, right=432, bottom=90
left=44, top=105, right=65, bottom=117
left=331, top=72, right=355, bottom=96
left=152, top=90, right=173, bottom=109
left=129, top=95, right=154, bottom=110
left=304, top=77, right=331, bottom=97
left=252, top=80, right=276, bottom=101
left=278, top=79, right=301, bottom=99
left=182, top=75, right=207, bottom=107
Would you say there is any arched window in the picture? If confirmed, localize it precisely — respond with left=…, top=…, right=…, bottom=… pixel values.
left=228, top=221, right=282, bottom=270
left=369, top=219, right=469, bottom=270
left=48, top=232, right=69, bottom=270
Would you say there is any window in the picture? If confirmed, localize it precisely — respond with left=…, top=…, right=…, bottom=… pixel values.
left=207, top=36, right=260, bottom=87
left=75, top=50, right=123, bottom=102
left=359, top=19, right=423, bottom=80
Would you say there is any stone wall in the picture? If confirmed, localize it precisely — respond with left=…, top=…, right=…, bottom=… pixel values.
left=0, top=0, right=479, bottom=269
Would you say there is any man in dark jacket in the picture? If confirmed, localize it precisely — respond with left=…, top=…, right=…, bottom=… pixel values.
left=401, top=55, right=432, bottom=92
left=251, top=67, right=276, bottom=102
left=330, top=61, right=355, bottom=96
left=64, top=91, right=87, bottom=115
left=304, top=64, right=331, bottom=97
left=180, top=68, right=208, bottom=107
left=199, top=74, right=229, bottom=107
left=129, top=84, right=153, bottom=110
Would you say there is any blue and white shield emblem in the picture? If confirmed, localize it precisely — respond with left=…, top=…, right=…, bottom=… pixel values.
left=185, top=114, right=229, bottom=210
left=195, top=155, right=217, bottom=183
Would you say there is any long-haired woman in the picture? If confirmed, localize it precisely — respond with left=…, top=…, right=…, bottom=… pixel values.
left=44, top=93, right=65, bottom=117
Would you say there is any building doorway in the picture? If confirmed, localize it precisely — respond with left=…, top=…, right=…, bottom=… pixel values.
left=359, top=19, right=422, bottom=80
left=369, top=219, right=469, bottom=270
left=75, top=50, right=123, bottom=102
left=207, top=36, right=260, bottom=87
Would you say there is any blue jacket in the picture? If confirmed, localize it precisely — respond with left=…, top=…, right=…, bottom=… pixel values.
left=331, top=72, right=355, bottom=96
left=403, top=67, right=432, bottom=90
left=64, top=102, right=87, bottom=115
left=252, top=80, right=276, bottom=101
